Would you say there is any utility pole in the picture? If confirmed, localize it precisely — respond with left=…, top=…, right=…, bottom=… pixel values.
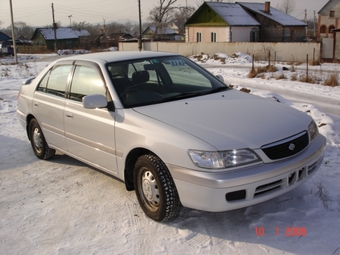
left=314, top=11, right=316, bottom=38
left=304, top=9, right=308, bottom=39
left=138, top=0, right=142, bottom=51
left=9, top=0, right=17, bottom=64
left=52, top=3, right=57, bottom=52
left=102, top=18, right=106, bottom=35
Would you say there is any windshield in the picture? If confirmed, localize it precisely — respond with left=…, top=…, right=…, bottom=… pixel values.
left=107, top=55, right=229, bottom=108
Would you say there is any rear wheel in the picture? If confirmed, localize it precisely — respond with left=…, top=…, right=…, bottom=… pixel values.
left=133, top=154, right=181, bottom=222
left=28, top=118, right=55, bottom=159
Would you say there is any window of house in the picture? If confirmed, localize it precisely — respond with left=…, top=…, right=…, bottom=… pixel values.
left=320, top=25, right=326, bottom=33
left=211, top=32, right=216, bottom=42
left=196, top=32, right=202, bottom=42
left=330, top=10, right=335, bottom=17
left=329, top=25, right=335, bottom=33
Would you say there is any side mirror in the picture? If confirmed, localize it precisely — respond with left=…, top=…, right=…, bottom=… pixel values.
left=216, top=75, right=224, bottom=83
left=83, top=94, right=107, bottom=109
left=22, top=77, right=35, bottom=85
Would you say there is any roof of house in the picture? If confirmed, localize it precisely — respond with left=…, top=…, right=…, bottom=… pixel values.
left=73, top=29, right=91, bottom=37
left=205, top=2, right=260, bottom=26
left=143, top=26, right=177, bottom=35
left=17, top=35, right=29, bottom=40
left=36, top=27, right=78, bottom=40
left=318, top=0, right=340, bottom=15
left=237, top=2, right=307, bottom=26
left=0, top=32, right=11, bottom=41
left=172, top=21, right=186, bottom=29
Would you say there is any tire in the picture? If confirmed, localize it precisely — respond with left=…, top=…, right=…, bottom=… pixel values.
left=28, top=118, right=55, bottom=159
left=133, top=154, right=181, bottom=222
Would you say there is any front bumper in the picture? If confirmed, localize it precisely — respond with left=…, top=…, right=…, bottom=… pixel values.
left=168, top=134, right=326, bottom=212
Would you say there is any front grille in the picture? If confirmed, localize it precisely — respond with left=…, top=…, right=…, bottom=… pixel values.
left=224, top=155, right=323, bottom=202
left=308, top=155, right=323, bottom=174
left=261, top=132, right=309, bottom=160
left=254, top=180, right=282, bottom=197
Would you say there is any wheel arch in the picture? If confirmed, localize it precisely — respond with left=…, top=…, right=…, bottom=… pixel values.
left=124, top=148, right=161, bottom=191
left=26, top=114, right=36, bottom=140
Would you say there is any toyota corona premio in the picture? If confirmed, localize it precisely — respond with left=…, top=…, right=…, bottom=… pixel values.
left=17, top=51, right=326, bottom=221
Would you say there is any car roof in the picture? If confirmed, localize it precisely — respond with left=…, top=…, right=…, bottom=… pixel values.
left=58, top=51, right=179, bottom=64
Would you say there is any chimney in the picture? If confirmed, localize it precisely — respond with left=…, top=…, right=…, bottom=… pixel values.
left=264, top=2, right=270, bottom=13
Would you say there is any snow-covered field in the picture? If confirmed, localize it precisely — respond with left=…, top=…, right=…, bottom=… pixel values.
left=0, top=53, right=339, bottom=255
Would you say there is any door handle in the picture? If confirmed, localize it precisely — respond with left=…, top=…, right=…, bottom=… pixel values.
left=65, top=112, right=73, bottom=118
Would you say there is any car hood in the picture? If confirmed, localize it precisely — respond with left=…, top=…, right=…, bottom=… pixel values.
left=133, top=90, right=311, bottom=150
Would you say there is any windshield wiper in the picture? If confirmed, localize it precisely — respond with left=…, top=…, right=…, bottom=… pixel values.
left=208, top=86, right=230, bottom=94
left=161, top=92, right=205, bottom=102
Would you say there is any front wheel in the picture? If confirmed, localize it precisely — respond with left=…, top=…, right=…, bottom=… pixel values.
left=28, top=118, right=55, bottom=159
left=133, top=154, right=181, bottom=222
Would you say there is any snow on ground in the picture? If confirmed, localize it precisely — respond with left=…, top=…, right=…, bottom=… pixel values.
left=0, top=53, right=340, bottom=255
left=193, top=53, right=340, bottom=118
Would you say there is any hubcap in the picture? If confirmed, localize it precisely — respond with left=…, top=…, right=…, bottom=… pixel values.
left=33, top=128, right=43, bottom=152
left=141, top=170, right=160, bottom=207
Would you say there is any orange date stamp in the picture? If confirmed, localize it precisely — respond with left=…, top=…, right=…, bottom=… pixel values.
left=254, top=226, right=307, bottom=237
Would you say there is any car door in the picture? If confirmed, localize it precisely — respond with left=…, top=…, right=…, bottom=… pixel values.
left=64, top=61, right=118, bottom=174
left=32, top=62, right=73, bottom=151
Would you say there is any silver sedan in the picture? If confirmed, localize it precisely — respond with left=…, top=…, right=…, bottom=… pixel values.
left=17, top=51, right=326, bottom=221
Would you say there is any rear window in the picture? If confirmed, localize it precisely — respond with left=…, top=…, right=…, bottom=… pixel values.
left=37, top=65, right=73, bottom=98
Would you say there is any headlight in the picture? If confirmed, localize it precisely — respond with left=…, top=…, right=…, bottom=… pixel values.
left=188, top=149, right=260, bottom=169
left=308, top=120, right=319, bottom=142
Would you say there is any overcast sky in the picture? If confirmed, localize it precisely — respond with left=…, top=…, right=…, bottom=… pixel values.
left=0, top=0, right=328, bottom=28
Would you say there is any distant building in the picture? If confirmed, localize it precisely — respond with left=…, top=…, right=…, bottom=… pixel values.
left=73, top=29, right=91, bottom=48
left=318, top=0, right=340, bottom=60
left=170, top=22, right=185, bottom=36
left=91, top=32, right=135, bottom=49
left=73, top=29, right=91, bottom=37
left=0, top=32, right=11, bottom=42
left=238, top=2, right=307, bottom=42
left=0, top=32, right=13, bottom=56
left=142, top=26, right=180, bottom=41
left=185, top=1, right=307, bottom=43
left=16, top=35, right=32, bottom=45
left=31, top=27, right=91, bottom=50
left=318, top=0, right=340, bottom=39
left=185, top=2, right=260, bottom=43
left=109, top=32, right=135, bottom=43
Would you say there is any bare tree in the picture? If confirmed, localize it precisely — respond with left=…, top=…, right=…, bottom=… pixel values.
left=277, top=0, right=296, bottom=15
left=72, top=21, right=101, bottom=36
left=195, top=0, right=230, bottom=8
left=2, top=21, right=34, bottom=39
left=173, top=6, right=196, bottom=23
left=172, top=6, right=196, bottom=34
left=147, top=0, right=178, bottom=38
